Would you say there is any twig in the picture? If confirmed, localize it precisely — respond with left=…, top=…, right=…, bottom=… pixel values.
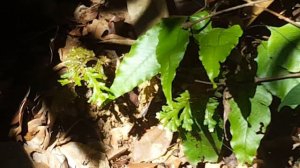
left=254, top=4, right=300, bottom=28
left=255, top=73, right=300, bottom=83
left=182, top=0, right=273, bottom=29
left=194, top=79, right=225, bottom=86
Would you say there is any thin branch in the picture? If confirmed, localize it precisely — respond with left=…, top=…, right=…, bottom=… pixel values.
left=182, top=0, right=273, bottom=29
left=255, top=73, right=300, bottom=83
left=194, top=79, right=225, bottom=86
left=254, top=5, right=300, bottom=28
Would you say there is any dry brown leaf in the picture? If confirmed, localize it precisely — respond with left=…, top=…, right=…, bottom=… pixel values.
left=58, top=141, right=109, bottom=168
left=9, top=88, right=31, bottom=140
left=110, top=123, right=133, bottom=149
left=26, top=127, right=50, bottom=150
left=25, top=103, right=51, bottom=149
left=107, top=146, right=128, bottom=160
left=137, top=78, right=159, bottom=118
left=90, top=0, right=105, bottom=5
left=126, top=0, right=168, bottom=34
left=205, top=162, right=223, bottom=168
left=128, top=163, right=158, bottom=168
left=292, top=4, right=300, bottom=22
left=31, top=150, right=69, bottom=168
left=165, top=155, right=182, bottom=168
left=69, top=27, right=85, bottom=37
left=100, top=34, right=136, bottom=45
left=131, top=125, right=173, bottom=162
left=243, top=0, right=274, bottom=26
left=74, top=5, right=99, bottom=24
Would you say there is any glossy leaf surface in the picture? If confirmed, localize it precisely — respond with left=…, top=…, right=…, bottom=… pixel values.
left=156, top=18, right=189, bottom=103
left=198, top=25, right=242, bottom=87
left=228, top=86, right=272, bottom=164
left=110, top=25, right=161, bottom=98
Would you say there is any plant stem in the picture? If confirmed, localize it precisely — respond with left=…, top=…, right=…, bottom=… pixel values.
left=196, top=73, right=300, bottom=85
left=255, top=73, right=300, bottom=83
left=182, top=0, right=273, bottom=29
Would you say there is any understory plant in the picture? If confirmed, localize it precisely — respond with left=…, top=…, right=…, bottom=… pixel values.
left=58, top=10, right=300, bottom=165
left=58, top=47, right=112, bottom=106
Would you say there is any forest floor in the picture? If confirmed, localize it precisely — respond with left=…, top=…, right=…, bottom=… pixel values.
left=1, top=0, right=300, bottom=168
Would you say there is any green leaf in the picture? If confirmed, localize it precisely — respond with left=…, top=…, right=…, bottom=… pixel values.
left=190, top=10, right=212, bottom=33
left=197, top=25, right=243, bottom=87
left=110, top=25, right=161, bottom=98
left=204, top=98, right=219, bottom=132
left=256, top=41, right=270, bottom=77
left=256, top=24, right=300, bottom=100
left=228, top=86, right=272, bottom=164
left=157, top=90, right=192, bottom=132
left=279, top=83, right=300, bottom=110
left=183, top=130, right=222, bottom=164
left=268, top=24, right=300, bottom=72
left=156, top=18, right=189, bottom=103
left=182, top=93, right=222, bottom=164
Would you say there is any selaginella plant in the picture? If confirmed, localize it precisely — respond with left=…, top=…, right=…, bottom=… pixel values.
left=58, top=47, right=112, bottom=106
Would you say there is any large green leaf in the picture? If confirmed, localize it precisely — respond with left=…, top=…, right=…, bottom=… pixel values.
left=197, top=25, right=243, bottom=87
left=256, top=24, right=300, bottom=100
left=268, top=24, right=300, bottom=72
left=110, top=25, right=161, bottom=98
left=228, top=86, right=272, bottom=164
left=183, top=130, right=222, bottom=164
left=156, top=18, right=189, bottom=103
left=279, top=83, right=300, bottom=110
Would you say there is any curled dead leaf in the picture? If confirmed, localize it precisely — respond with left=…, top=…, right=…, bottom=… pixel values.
left=86, top=18, right=109, bottom=40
